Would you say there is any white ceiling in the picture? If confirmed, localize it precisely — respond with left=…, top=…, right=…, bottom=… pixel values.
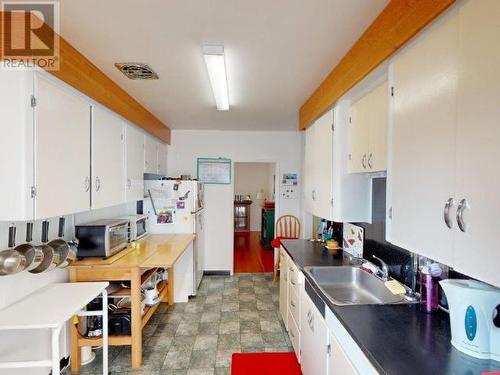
left=59, top=0, right=388, bottom=131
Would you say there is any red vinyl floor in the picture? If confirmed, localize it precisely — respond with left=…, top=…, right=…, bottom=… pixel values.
left=233, top=231, right=274, bottom=273
left=231, top=352, right=302, bottom=375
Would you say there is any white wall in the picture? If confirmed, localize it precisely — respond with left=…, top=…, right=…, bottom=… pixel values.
left=0, top=202, right=136, bottom=375
left=168, top=130, right=304, bottom=273
left=234, top=162, right=274, bottom=231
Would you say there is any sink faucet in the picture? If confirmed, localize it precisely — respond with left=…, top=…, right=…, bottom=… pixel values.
left=371, top=255, right=390, bottom=281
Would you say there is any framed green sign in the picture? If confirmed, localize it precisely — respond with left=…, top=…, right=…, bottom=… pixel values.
left=197, top=157, right=232, bottom=184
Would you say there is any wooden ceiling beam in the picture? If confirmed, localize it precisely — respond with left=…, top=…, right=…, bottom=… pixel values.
left=299, top=0, right=455, bottom=130
left=0, top=11, right=171, bottom=143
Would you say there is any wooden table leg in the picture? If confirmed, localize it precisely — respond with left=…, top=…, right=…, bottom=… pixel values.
left=167, top=266, right=174, bottom=306
left=131, top=267, right=142, bottom=369
left=70, top=320, right=81, bottom=374
left=69, top=269, right=81, bottom=374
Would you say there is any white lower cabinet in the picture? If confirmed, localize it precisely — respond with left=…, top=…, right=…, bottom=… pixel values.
left=278, top=248, right=289, bottom=330
left=328, top=332, right=359, bottom=375
left=279, top=248, right=304, bottom=362
left=300, top=290, right=328, bottom=375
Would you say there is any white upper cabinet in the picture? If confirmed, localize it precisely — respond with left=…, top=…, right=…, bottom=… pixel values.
left=144, top=134, right=159, bottom=174
left=91, top=106, right=125, bottom=210
left=0, top=70, right=34, bottom=221
left=453, top=0, right=500, bottom=287
left=303, top=120, right=317, bottom=215
left=388, top=10, right=458, bottom=265
left=158, top=142, right=168, bottom=176
left=349, top=80, right=388, bottom=173
left=34, top=74, right=91, bottom=219
left=304, top=105, right=370, bottom=222
left=312, top=110, right=334, bottom=221
left=125, top=123, right=145, bottom=202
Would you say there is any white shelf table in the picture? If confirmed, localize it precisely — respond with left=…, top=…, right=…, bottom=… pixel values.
left=0, top=282, right=109, bottom=375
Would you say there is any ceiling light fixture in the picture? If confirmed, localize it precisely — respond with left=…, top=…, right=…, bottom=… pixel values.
left=203, top=44, right=229, bottom=111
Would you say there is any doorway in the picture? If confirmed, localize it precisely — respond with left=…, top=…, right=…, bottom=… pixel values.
left=233, top=162, right=276, bottom=272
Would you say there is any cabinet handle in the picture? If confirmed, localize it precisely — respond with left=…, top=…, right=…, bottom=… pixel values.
left=443, top=198, right=455, bottom=229
left=289, top=267, right=294, bottom=273
left=312, top=190, right=316, bottom=201
left=456, top=198, right=469, bottom=232
left=290, top=279, right=296, bottom=286
left=84, top=176, right=90, bottom=192
left=95, top=177, right=101, bottom=192
left=127, top=178, right=132, bottom=189
left=308, top=313, right=314, bottom=331
left=362, top=154, right=367, bottom=169
left=367, top=153, right=373, bottom=169
left=290, top=300, right=296, bottom=308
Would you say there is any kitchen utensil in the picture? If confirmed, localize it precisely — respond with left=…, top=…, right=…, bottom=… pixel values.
left=440, top=279, right=500, bottom=361
left=48, top=217, right=70, bottom=268
left=30, top=221, right=56, bottom=274
left=14, top=222, right=42, bottom=272
left=49, top=217, right=77, bottom=268
left=143, top=287, right=159, bottom=306
left=0, top=225, right=27, bottom=275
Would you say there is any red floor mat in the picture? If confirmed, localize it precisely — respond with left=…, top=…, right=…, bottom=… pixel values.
left=231, top=352, right=302, bottom=375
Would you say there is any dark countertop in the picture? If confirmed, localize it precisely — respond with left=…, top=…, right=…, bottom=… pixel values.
left=281, top=239, right=500, bottom=375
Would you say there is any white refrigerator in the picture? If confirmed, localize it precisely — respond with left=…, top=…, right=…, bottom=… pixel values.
left=144, top=179, right=205, bottom=294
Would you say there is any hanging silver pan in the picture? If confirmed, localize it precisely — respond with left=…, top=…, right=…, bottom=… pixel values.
left=30, top=221, right=58, bottom=274
left=14, top=222, right=42, bottom=272
left=49, top=217, right=77, bottom=268
left=0, top=225, right=27, bottom=275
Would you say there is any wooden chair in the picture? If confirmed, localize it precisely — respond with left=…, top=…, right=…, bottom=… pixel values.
left=272, top=215, right=300, bottom=282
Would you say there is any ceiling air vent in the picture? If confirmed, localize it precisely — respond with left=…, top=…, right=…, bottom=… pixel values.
left=114, top=63, right=159, bottom=80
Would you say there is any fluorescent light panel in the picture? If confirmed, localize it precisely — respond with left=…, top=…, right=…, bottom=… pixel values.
left=203, top=44, right=229, bottom=111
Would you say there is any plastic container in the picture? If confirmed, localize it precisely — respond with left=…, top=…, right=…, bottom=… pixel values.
left=420, top=271, right=440, bottom=313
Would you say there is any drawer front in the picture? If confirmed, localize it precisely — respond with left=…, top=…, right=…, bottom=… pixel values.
left=288, top=260, right=304, bottom=296
left=289, top=286, right=300, bottom=326
left=288, top=311, right=301, bottom=361
left=279, top=247, right=288, bottom=276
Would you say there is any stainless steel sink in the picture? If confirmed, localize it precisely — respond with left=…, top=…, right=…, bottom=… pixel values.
left=304, top=266, right=406, bottom=305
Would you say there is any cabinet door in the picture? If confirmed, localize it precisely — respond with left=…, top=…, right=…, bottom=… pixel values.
left=279, top=248, right=289, bottom=330
left=0, top=70, right=34, bottom=221
left=125, top=123, right=144, bottom=202
left=300, top=292, right=328, bottom=375
left=313, top=110, right=334, bottom=220
left=158, top=142, right=168, bottom=176
left=388, top=11, right=458, bottom=265
left=144, top=134, right=158, bottom=174
left=454, top=0, right=500, bottom=287
left=91, top=106, right=124, bottom=209
left=367, top=81, right=388, bottom=172
left=349, top=94, right=370, bottom=173
left=34, top=75, right=91, bottom=218
left=303, top=123, right=316, bottom=214
left=328, top=332, right=359, bottom=375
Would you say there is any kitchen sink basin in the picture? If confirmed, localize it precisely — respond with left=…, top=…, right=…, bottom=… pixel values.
left=304, top=266, right=406, bottom=305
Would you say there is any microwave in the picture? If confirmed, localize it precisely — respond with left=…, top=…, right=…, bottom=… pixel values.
left=121, top=214, right=149, bottom=242
left=76, top=219, right=129, bottom=258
